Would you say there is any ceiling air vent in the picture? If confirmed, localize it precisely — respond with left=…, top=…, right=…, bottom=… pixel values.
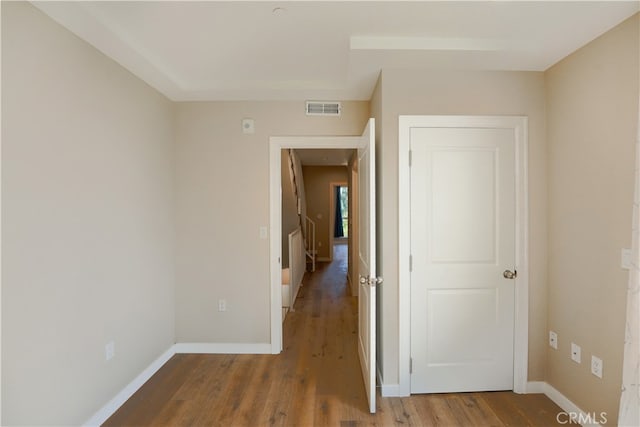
left=305, top=101, right=341, bottom=116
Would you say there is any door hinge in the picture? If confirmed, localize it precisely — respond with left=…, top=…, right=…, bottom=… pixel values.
left=409, top=150, right=412, bottom=167
left=410, top=358, right=413, bottom=374
left=409, top=255, right=413, bottom=272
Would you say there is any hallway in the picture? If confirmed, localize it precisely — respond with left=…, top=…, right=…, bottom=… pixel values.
left=104, top=244, right=563, bottom=426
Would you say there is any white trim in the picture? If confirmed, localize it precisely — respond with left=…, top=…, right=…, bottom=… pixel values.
left=269, top=141, right=283, bottom=354
left=543, top=383, right=601, bottom=427
left=174, top=342, right=271, bottom=354
left=525, top=380, right=546, bottom=394
left=513, top=117, right=529, bottom=394
left=269, top=135, right=363, bottom=355
left=378, top=365, right=401, bottom=397
left=380, top=383, right=401, bottom=397
left=84, top=346, right=176, bottom=427
left=526, top=381, right=603, bottom=427
left=398, top=115, right=529, bottom=396
left=398, top=118, right=412, bottom=396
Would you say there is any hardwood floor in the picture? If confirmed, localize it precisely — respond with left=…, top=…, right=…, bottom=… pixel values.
left=104, top=244, right=563, bottom=426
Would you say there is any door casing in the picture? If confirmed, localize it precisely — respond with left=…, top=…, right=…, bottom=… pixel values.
left=397, top=115, right=529, bottom=395
left=269, top=136, right=364, bottom=354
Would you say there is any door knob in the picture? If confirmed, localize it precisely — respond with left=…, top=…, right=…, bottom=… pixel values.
left=503, top=270, right=517, bottom=280
left=359, top=275, right=383, bottom=286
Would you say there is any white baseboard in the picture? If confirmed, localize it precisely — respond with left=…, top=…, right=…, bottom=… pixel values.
left=174, top=342, right=272, bottom=354
left=525, top=380, right=546, bottom=393
left=377, top=366, right=402, bottom=397
left=84, top=345, right=176, bottom=426
left=380, top=383, right=401, bottom=397
left=526, top=381, right=603, bottom=427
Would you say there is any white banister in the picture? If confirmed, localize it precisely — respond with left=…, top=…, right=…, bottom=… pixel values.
left=304, top=216, right=316, bottom=272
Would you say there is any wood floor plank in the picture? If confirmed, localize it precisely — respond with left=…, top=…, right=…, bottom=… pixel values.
left=481, top=391, right=538, bottom=427
left=102, top=354, right=200, bottom=426
left=454, top=393, right=504, bottom=427
left=503, top=392, right=565, bottom=426
left=410, top=394, right=450, bottom=426
left=103, top=244, right=564, bottom=427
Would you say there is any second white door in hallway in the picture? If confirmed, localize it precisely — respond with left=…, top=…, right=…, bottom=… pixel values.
left=410, top=126, right=516, bottom=393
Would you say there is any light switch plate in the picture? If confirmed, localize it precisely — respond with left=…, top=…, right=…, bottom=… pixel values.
left=105, top=341, right=115, bottom=361
left=621, top=248, right=633, bottom=270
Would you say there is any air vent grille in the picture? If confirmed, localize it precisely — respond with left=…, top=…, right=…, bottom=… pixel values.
left=305, top=101, right=341, bottom=116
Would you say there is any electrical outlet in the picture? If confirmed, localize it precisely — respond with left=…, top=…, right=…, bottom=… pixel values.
left=570, top=342, right=581, bottom=363
left=218, top=299, right=227, bottom=312
left=259, top=226, right=268, bottom=240
left=591, top=355, right=603, bottom=378
left=549, top=331, right=558, bottom=350
left=105, top=341, right=115, bottom=361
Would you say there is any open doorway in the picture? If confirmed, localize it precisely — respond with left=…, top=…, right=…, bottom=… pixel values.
left=268, top=137, right=364, bottom=354
left=269, top=118, right=377, bottom=412
left=280, top=152, right=354, bottom=317
left=330, top=183, right=348, bottom=247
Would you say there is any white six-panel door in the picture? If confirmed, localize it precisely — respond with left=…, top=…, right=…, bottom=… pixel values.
left=410, top=127, right=516, bottom=393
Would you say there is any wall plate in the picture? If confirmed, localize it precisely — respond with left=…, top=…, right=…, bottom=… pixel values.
left=242, top=118, right=255, bottom=134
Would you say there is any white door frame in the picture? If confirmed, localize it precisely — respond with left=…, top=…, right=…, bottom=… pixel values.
left=269, top=136, right=363, bottom=354
left=397, top=115, right=529, bottom=395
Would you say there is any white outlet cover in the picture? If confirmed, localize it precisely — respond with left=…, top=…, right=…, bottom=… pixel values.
left=259, top=226, right=268, bottom=239
left=549, top=331, right=558, bottom=350
left=570, top=342, right=581, bottom=363
left=591, top=355, right=603, bottom=378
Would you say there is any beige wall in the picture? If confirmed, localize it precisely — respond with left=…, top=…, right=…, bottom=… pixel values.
left=1, top=3, right=176, bottom=425
left=174, top=101, right=368, bottom=343
left=302, top=166, right=349, bottom=260
left=375, top=69, right=548, bottom=386
left=545, top=14, right=639, bottom=425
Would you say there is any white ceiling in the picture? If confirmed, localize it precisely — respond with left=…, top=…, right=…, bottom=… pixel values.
left=34, top=1, right=639, bottom=101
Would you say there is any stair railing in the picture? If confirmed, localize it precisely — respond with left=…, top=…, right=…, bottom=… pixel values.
left=304, top=216, right=316, bottom=272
